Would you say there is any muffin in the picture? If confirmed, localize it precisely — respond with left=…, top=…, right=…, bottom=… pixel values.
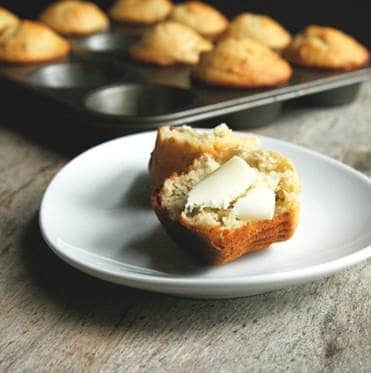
left=0, top=20, right=70, bottom=64
left=0, top=7, right=19, bottom=33
left=149, top=124, right=260, bottom=188
left=109, top=0, right=173, bottom=25
left=169, top=1, right=228, bottom=40
left=192, top=37, right=292, bottom=88
left=225, top=13, right=291, bottom=51
left=129, top=21, right=212, bottom=66
left=152, top=150, right=300, bottom=265
left=284, top=25, right=369, bottom=71
left=39, top=1, right=109, bottom=36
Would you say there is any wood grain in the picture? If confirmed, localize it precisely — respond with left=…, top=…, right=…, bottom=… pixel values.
left=0, top=83, right=370, bottom=372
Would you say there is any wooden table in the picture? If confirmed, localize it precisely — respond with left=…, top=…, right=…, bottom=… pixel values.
left=1, top=82, right=370, bottom=372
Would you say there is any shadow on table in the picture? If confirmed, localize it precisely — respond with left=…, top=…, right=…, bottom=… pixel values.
left=0, top=82, right=127, bottom=160
left=20, top=212, right=326, bottom=334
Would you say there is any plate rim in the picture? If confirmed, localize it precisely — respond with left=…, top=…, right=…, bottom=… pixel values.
left=39, top=130, right=371, bottom=289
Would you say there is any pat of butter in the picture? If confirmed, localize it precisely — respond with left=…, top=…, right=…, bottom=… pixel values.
left=186, top=156, right=257, bottom=210
left=233, top=187, right=275, bottom=221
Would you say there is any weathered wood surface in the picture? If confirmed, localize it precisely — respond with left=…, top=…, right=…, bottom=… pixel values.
left=0, top=82, right=370, bottom=372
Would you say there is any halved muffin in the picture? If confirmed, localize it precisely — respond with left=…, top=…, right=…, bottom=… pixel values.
left=0, top=7, right=19, bottom=33
left=149, top=124, right=260, bottom=188
left=151, top=150, right=300, bottom=265
left=169, top=1, right=228, bottom=40
left=109, top=0, right=173, bottom=25
left=192, top=37, right=292, bottom=88
left=284, top=25, right=369, bottom=70
left=39, top=0, right=109, bottom=36
left=225, top=13, right=291, bottom=51
left=0, top=20, right=70, bottom=64
left=129, top=21, right=212, bottom=66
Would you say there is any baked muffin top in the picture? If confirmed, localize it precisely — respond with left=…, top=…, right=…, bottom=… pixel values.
left=0, top=20, right=70, bottom=64
left=284, top=25, right=369, bottom=70
left=39, top=0, right=109, bottom=36
left=225, top=13, right=291, bottom=51
left=149, top=124, right=260, bottom=188
left=0, top=7, right=19, bottom=33
left=169, top=1, right=228, bottom=39
left=129, top=21, right=213, bottom=66
left=192, top=37, right=292, bottom=88
left=109, top=0, right=173, bottom=25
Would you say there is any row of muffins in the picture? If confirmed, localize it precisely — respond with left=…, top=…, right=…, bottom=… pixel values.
left=0, top=0, right=369, bottom=89
left=0, top=0, right=226, bottom=64
left=125, top=1, right=369, bottom=88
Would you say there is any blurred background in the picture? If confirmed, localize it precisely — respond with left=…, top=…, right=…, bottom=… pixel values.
left=3, top=0, right=370, bottom=47
left=1, top=0, right=369, bottom=154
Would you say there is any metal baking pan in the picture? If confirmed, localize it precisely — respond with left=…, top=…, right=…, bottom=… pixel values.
left=0, top=26, right=370, bottom=131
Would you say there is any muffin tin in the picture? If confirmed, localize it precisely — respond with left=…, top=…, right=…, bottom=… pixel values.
left=0, top=25, right=370, bottom=130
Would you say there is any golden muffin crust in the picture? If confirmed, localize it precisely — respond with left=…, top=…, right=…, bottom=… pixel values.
left=0, top=7, right=19, bottom=33
left=109, top=0, right=173, bottom=25
left=149, top=124, right=260, bottom=188
left=284, top=25, right=369, bottom=70
left=225, top=13, right=292, bottom=51
left=0, top=20, right=70, bottom=64
left=129, top=21, right=212, bottom=66
left=169, top=1, right=228, bottom=40
left=192, top=37, right=292, bottom=88
left=39, top=1, right=109, bottom=36
left=152, top=151, right=300, bottom=265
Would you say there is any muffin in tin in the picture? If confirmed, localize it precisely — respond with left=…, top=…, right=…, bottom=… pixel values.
left=0, top=20, right=70, bottom=64
left=0, top=7, right=19, bottom=33
left=109, top=0, right=173, bottom=25
left=129, top=21, right=212, bottom=66
left=169, top=1, right=228, bottom=40
left=284, top=25, right=369, bottom=71
left=193, top=37, right=292, bottom=88
left=225, top=13, right=291, bottom=51
left=39, top=0, right=109, bottom=36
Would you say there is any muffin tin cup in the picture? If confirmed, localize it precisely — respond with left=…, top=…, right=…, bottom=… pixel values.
left=219, top=102, right=283, bottom=129
left=84, top=83, right=198, bottom=118
left=73, top=32, right=138, bottom=61
left=300, top=83, right=361, bottom=106
left=0, top=22, right=370, bottom=131
left=26, top=62, right=123, bottom=89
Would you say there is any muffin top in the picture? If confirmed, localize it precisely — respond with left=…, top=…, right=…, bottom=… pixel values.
left=39, top=0, right=109, bottom=36
left=169, top=1, right=228, bottom=39
left=0, top=7, right=19, bottom=33
left=149, top=124, right=260, bottom=188
left=0, top=20, right=70, bottom=64
left=129, top=21, right=213, bottom=66
left=284, top=25, right=369, bottom=70
left=192, top=37, right=292, bottom=88
left=109, top=0, right=173, bottom=25
left=225, top=13, right=291, bottom=51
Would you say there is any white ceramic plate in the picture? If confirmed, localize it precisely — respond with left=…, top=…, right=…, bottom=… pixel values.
left=39, top=131, right=371, bottom=298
